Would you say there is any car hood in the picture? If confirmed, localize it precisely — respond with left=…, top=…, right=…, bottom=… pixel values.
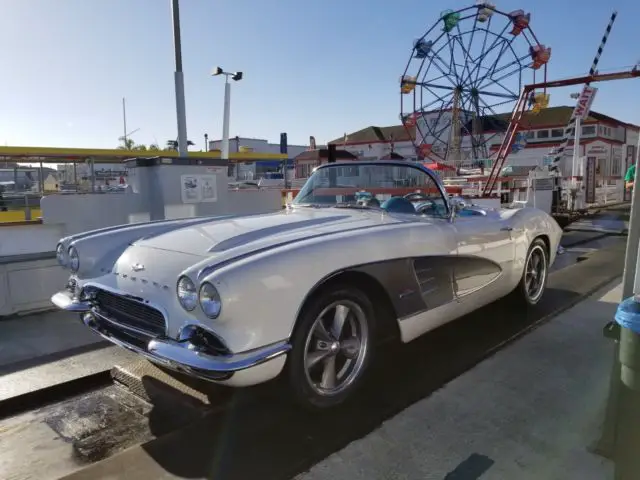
left=131, top=208, right=403, bottom=257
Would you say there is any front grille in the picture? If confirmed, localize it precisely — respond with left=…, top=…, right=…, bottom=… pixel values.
left=94, top=289, right=166, bottom=337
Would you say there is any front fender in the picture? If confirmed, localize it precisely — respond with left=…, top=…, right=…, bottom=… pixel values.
left=192, top=222, right=456, bottom=353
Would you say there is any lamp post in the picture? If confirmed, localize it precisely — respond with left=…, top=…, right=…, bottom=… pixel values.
left=568, top=92, right=581, bottom=211
left=171, top=0, right=188, bottom=157
left=211, top=67, right=243, bottom=175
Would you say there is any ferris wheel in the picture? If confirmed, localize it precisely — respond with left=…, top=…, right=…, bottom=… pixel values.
left=400, top=1, right=550, bottom=166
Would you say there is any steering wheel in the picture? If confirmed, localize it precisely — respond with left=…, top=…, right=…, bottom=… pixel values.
left=403, top=192, right=431, bottom=202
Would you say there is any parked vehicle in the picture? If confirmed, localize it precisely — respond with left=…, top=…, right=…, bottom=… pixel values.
left=51, top=161, right=562, bottom=409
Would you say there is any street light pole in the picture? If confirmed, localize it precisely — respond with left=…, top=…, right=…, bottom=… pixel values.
left=222, top=76, right=231, bottom=162
left=212, top=67, right=243, bottom=177
left=171, top=0, right=188, bottom=157
left=627, top=131, right=640, bottom=295
left=122, top=97, right=128, bottom=147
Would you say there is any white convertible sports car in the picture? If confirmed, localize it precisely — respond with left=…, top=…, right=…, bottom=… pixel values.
left=52, top=161, right=562, bottom=409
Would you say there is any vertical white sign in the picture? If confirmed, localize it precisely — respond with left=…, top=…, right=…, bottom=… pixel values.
left=573, top=86, right=598, bottom=118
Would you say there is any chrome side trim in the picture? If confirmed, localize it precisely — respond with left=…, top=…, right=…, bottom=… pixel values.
left=51, top=291, right=91, bottom=312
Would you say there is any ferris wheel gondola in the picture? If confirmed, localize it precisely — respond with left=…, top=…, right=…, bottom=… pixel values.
left=400, top=1, right=551, bottom=168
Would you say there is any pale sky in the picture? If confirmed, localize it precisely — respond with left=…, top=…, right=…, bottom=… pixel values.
left=1, top=0, right=639, bottom=151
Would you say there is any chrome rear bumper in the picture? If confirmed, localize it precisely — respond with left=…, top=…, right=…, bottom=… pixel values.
left=50, top=290, right=291, bottom=382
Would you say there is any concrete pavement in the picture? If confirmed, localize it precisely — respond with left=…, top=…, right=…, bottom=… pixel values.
left=297, top=281, right=622, bottom=480
left=0, top=310, right=105, bottom=374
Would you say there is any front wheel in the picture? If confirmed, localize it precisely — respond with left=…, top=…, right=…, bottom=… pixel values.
left=287, top=285, right=376, bottom=410
left=512, top=238, right=549, bottom=306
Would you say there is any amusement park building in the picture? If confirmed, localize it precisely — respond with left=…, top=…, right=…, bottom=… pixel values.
left=329, top=106, right=639, bottom=182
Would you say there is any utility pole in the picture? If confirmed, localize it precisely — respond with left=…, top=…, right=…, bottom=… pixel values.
left=171, top=0, right=188, bottom=157
left=122, top=97, right=128, bottom=147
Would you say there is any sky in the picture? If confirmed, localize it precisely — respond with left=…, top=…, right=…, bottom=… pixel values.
left=1, top=0, right=639, bottom=151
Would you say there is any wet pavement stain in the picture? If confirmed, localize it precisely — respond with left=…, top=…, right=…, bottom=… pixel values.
left=43, top=386, right=154, bottom=464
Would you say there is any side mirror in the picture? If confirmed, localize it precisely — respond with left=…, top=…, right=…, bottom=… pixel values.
left=448, top=196, right=467, bottom=222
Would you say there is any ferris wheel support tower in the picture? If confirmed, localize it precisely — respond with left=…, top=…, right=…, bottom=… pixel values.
left=550, top=11, right=618, bottom=164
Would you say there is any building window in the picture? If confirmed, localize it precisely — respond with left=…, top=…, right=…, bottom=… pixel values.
left=611, top=156, right=622, bottom=176
left=551, top=129, right=564, bottom=138
left=599, top=125, right=612, bottom=137
left=537, top=130, right=550, bottom=139
left=582, top=126, right=596, bottom=135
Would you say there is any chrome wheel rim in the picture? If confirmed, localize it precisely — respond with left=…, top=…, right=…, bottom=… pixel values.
left=525, top=245, right=547, bottom=303
left=303, top=300, right=369, bottom=397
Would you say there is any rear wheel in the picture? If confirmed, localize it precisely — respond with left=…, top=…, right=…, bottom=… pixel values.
left=287, top=285, right=376, bottom=410
left=512, top=238, right=548, bottom=306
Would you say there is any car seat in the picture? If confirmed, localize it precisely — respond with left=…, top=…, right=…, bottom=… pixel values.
left=380, top=196, right=416, bottom=214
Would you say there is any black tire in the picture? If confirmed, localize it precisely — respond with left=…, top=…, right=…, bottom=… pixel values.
left=511, top=238, right=549, bottom=306
left=287, top=285, right=376, bottom=410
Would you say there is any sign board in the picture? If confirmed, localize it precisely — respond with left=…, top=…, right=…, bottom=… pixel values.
left=573, top=86, right=598, bottom=119
left=180, top=174, right=217, bottom=204
left=585, top=156, right=596, bottom=203
left=533, top=178, right=554, bottom=191
left=586, top=143, right=607, bottom=155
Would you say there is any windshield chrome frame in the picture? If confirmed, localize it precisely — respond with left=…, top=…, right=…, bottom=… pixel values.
left=293, top=160, right=451, bottom=217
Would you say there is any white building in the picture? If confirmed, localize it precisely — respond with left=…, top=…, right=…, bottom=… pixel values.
left=208, top=136, right=311, bottom=180
left=329, top=106, right=639, bottom=186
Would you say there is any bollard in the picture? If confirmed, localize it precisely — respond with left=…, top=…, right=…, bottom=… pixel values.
left=24, top=194, right=31, bottom=221
left=613, top=295, right=640, bottom=479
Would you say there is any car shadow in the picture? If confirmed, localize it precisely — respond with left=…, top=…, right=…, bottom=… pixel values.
left=138, top=285, right=584, bottom=480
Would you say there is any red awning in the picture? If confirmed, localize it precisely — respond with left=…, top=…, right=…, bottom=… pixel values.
left=423, top=162, right=456, bottom=171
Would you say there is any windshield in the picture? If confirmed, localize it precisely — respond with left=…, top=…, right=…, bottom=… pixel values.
left=292, top=163, right=449, bottom=217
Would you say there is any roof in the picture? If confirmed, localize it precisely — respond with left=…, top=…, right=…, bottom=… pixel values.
left=485, top=106, right=618, bottom=129
left=380, top=152, right=405, bottom=160
left=328, top=125, right=414, bottom=145
left=294, top=148, right=358, bottom=162
left=331, top=106, right=639, bottom=144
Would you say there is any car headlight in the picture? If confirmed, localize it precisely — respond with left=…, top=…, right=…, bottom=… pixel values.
left=199, top=282, right=222, bottom=319
left=177, top=276, right=197, bottom=311
left=68, top=246, right=79, bottom=272
left=56, top=243, right=66, bottom=266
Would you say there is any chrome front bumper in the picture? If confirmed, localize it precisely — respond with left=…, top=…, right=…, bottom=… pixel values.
left=51, top=290, right=291, bottom=381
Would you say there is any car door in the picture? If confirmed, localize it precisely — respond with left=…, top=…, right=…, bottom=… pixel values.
left=450, top=210, right=515, bottom=302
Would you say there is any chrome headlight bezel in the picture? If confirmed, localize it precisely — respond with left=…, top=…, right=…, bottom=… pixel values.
left=177, top=276, right=198, bottom=311
left=199, top=282, right=222, bottom=319
left=56, top=243, right=66, bottom=267
left=68, top=246, right=79, bottom=272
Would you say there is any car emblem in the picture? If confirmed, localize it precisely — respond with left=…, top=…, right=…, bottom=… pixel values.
left=131, top=263, right=145, bottom=272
